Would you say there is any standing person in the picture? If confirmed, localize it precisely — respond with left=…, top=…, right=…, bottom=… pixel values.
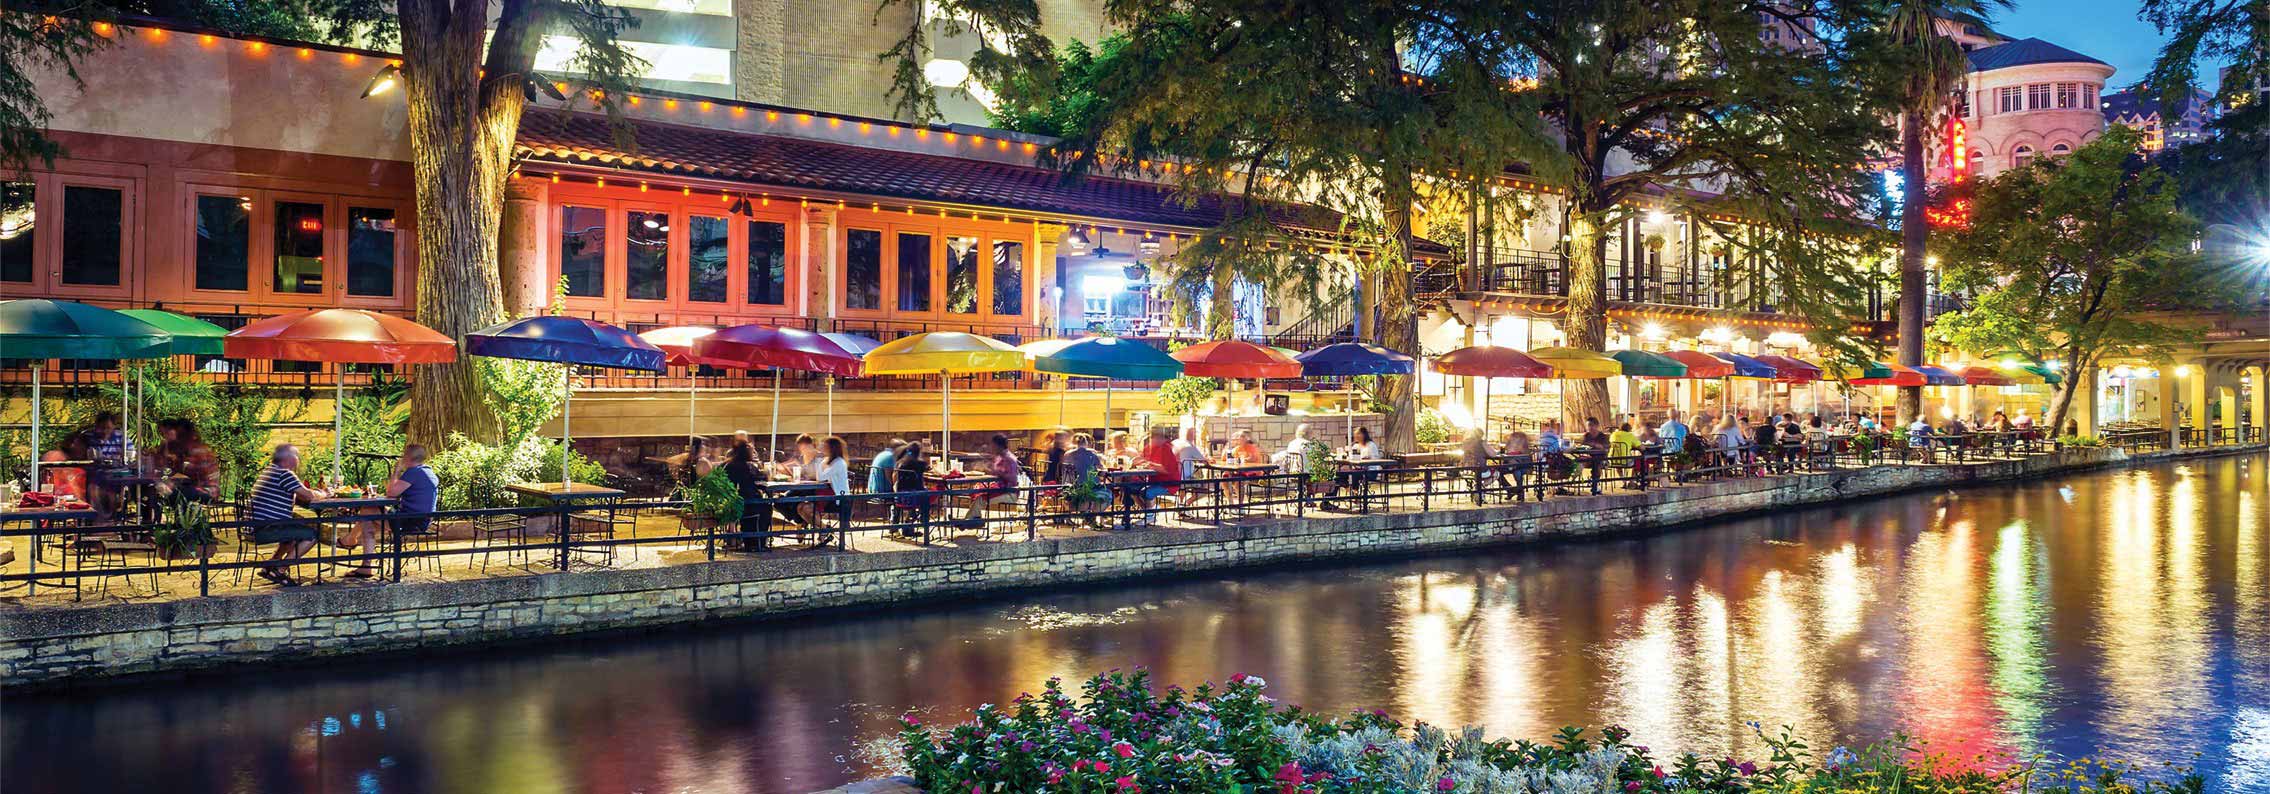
left=247, top=445, right=328, bottom=587
left=869, top=439, right=905, bottom=495
left=964, top=433, right=1022, bottom=522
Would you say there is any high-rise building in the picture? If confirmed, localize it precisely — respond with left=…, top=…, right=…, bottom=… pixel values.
left=2101, top=86, right=2219, bottom=153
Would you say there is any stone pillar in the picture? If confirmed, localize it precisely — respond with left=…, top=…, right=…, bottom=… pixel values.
left=2067, top=366, right=2098, bottom=437
left=498, top=177, right=550, bottom=319
left=2159, top=371, right=2182, bottom=449
left=801, top=204, right=839, bottom=331
left=2183, top=361, right=2210, bottom=447
left=1034, top=223, right=1068, bottom=336
left=2250, top=365, right=2267, bottom=445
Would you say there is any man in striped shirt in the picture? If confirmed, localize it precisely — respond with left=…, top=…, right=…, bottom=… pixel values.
left=248, top=444, right=327, bottom=586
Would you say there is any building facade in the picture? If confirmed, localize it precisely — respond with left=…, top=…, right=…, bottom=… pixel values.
left=1942, top=32, right=2116, bottom=180
left=2101, top=87, right=2218, bottom=154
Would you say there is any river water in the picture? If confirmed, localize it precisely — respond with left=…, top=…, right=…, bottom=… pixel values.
left=6, top=455, right=2267, bottom=793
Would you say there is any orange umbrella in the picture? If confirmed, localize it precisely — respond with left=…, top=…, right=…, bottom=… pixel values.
left=225, top=309, right=457, bottom=482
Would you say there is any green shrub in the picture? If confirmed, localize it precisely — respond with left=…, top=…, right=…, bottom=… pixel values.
left=685, top=467, right=744, bottom=524
left=427, top=433, right=606, bottom=510
left=1415, top=406, right=1450, bottom=445
left=1157, top=375, right=1220, bottom=417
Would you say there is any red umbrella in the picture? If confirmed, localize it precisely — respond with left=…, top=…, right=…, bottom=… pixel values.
left=1432, top=345, right=1553, bottom=378
left=1662, top=350, right=1736, bottom=379
left=1754, top=355, right=1822, bottom=383
left=1169, top=340, right=1302, bottom=379
left=1960, top=366, right=2017, bottom=386
left=1432, top=345, right=1553, bottom=438
left=694, top=324, right=867, bottom=458
left=224, top=309, right=457, bottom=483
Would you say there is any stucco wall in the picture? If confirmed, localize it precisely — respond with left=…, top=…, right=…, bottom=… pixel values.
left=6, top=445, right=2218, bottom=690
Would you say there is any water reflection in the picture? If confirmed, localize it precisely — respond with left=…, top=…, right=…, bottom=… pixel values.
left=6, top=455, right=2266, bottom=794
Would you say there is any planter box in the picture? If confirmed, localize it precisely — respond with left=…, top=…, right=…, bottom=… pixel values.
left=159, top=543, right=218, bottom=561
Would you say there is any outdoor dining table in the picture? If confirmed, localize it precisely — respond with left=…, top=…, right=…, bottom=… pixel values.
left=1193, top=461, right=1281, bottom=519
left=504, top=482, right=630, bottom=567
left=0, top=505, right=100, bottom=596
left=1333, top=458, right=1398, bottom=513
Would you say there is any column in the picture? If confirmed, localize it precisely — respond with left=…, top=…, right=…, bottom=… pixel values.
left=2184, top=361, right=2210, bottom=447
left=1034, top=223, right=1068, bottom=336
left=2250, top=365, right=2267, bottom=445
left=497, top=177, right=550, bottom=319
left=800, top=204, right=839, bottom=331
left=2159, top=371, right=2182, bottom=449
left=2067, top=366, right=2098, bottom=437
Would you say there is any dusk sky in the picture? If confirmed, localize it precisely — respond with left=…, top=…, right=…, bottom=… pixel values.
left=1994, top=0, right=2210, bottom=92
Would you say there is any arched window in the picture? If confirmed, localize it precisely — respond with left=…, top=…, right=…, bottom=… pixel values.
left=2050, top=143, right=2071, bottom=156
left=2013, top=145, right=2035, bottom=168
left=1967, top=150, right=1985, bottom=172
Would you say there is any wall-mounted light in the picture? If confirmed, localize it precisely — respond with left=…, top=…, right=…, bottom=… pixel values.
left=361, top=63, right=403, bottom=98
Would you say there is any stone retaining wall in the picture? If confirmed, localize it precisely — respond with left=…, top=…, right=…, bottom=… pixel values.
left=2, top=445, right=2242, bottom=689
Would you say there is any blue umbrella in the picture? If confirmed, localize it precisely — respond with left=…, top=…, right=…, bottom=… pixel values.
left=1296, top=342, right=1415, bottom=436
left=1709, top=352, right=1778, bottom=379
left=1295, top=342, right=1416, bottom=376
left=468, top=317, right=665, bottom=487
left=1911, top=365, right=1968, bottom=387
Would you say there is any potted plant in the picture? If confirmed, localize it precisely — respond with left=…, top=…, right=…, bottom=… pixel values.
left=681, top=468, right=742, bottom=531
left=1302, top=444, right=1338, bottom=496
left=153, top=497, right=218, bottom=561
left=1061, top=469, right=1108, bottom=519
left=1643, top=233, right=1667, bottom=252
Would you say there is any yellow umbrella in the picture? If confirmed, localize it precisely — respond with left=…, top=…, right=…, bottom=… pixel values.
left=1524, top=346, right=1622, bottom=425
left=1525, top=346, right=1624, bottom=379
left=1991, top=361, right=2048, bottom=385
left=864, top=332, right=1027, bottom=457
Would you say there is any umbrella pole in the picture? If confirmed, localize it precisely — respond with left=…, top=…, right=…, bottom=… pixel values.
left=28, top=363, right=41, bottom=492
left=827, top=376, right=836, bottom=438
left=769, top=370, right=782, bottom=462
left=334, top=366, right=346, bottom=486
left=1057, top=376, right=1067, bottom=427
left=688, top=367, right=697, bottom=447
left=941, top=373, right=953, bottom=460
left=1104, top=381, right=1114, bottom=434
left=562, top=366, right=574, bottom=489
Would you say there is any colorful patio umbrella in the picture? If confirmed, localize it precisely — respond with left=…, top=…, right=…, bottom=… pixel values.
left=637, top=326, right=717, bottom=446
left=1912, top=365, right=1968, bottom=387
left=1170, top=340, right=1303, bottom=379
left=1991, top=363, right=2048, bottom=385
left=1662, top=350, right=1735, bottom=379
left=818, top=332, right=882, bottom=437
left=1753, top=355, right=1822, bottom=383
left=1608, top=350, right=1689, bottom=378
left=1526, top=347, right=1623, bottom=379
left=116, top=309, right=231, bottom=460
left=1298, top=342, right=1416, bottom=437
left=467, top=316, right=662, bottom=487
left=227, top=308, right=458, bottom=483
left=695, top=325, right=870, bottom=457
left=1433, top=346, right=1553, bottom=438
left=1960, top=366, right=2018, bottom=387
left=862, top=332, right=1025, bottom=458
left=1022, top=337, right=1185, bottom=427
left=1709, top=352, right=1778, bottom=379
left=1996, top=358, right=2062, bottom=385
left=1, top=299, right=174, bottom=490
left=1835, top=361, right=1928, bottom=387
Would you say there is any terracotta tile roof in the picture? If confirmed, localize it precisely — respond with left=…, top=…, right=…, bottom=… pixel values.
left=515, top=111, right=1446, bottom=254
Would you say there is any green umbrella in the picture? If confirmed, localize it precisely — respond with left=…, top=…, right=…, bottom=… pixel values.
left=1020, top=337, right=1186, bottom=427
left=1608, top=350, right=1689, bottom=378
left=118, top=309, right=227, bottom=356
left=1, top=299, right=174, bottom=492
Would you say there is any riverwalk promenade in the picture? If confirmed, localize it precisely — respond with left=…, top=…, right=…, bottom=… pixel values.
left=3, top=442, right=2255, bottom=688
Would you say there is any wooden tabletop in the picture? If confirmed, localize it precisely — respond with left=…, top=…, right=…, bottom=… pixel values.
left=761, top=479, right=831, bottom=493
left=506, top=482, right=627, bottom=501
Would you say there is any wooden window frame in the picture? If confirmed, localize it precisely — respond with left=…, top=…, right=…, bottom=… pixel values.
left=555, top=200, right=616, bottom=309
left=620, top=201, right=678, bottom=305
left=336, top=198, right=412, bottom=307
left=40, top=174, right=138, bottom=300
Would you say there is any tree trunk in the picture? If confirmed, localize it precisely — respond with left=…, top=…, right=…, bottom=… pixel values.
left=1207, top=263, right=1236, bottom=339
left=397, top=0, right=547, bottom=446
left=1895, top=108, right=1930, bottom=426
left=2045, top=350, right=2092, bottom=438
left=1377, top=163, right=1420, bottom=454
left=1563, top=206, right=1612, bottom=428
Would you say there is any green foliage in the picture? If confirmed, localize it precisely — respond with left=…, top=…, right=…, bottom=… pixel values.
left=300, top=372, right=411, bottom=485
left=685, top=467, right=742, bottom=523
left=479, top=357, right=570, bottom=444
left=2058, top=434, right=2103, bottom=448
left=29, top=359, right=310, bottom=502
left=152, top=495, right=216, bottom=558
left=898, top=671, right=2210, bottom=794
left=1414, top=407, right=1449, bottom=446
left=1156, top=375, right=1220, bottom=417
left=1933, top=127, right=2214, bottom=432
left=426, top=432, right=606, bottom=510
left=1060, top=468, right=1106, bottom=508
left=1300, top=441, right=1337, bottom=486
left=2140, top=0, right=2265, bottom=111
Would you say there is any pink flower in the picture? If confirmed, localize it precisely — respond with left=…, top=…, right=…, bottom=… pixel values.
left=968, top=783, right=980, bottom=794
left=1113, top=775, right=1138, bottom=792
left=1624, top=783, right=1641, bottom=793
left=1047, top=769, right=1065, bottom=784
left=1653, top=765, right=1668, bottom=779
left=1112, top=741, right=1136, bottom=758
left=900, top=715, right=922, bottom=727
left=1094, top=761, right=1110, bottom=775
left=1438, top=776, right=1458, bottom=791
left=1738, top=761, right=1758, bottom=776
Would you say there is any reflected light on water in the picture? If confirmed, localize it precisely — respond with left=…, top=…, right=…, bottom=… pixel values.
left=4, top=455, right=2267, bottom=794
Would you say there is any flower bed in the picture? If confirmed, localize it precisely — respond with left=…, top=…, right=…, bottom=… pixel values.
left=896, top=671, right=2205, bottom=794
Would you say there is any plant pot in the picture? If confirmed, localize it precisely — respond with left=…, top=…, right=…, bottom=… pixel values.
left=160, top=543, right=217, bottom=561
left=680, top=513, right=720, bottom=532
